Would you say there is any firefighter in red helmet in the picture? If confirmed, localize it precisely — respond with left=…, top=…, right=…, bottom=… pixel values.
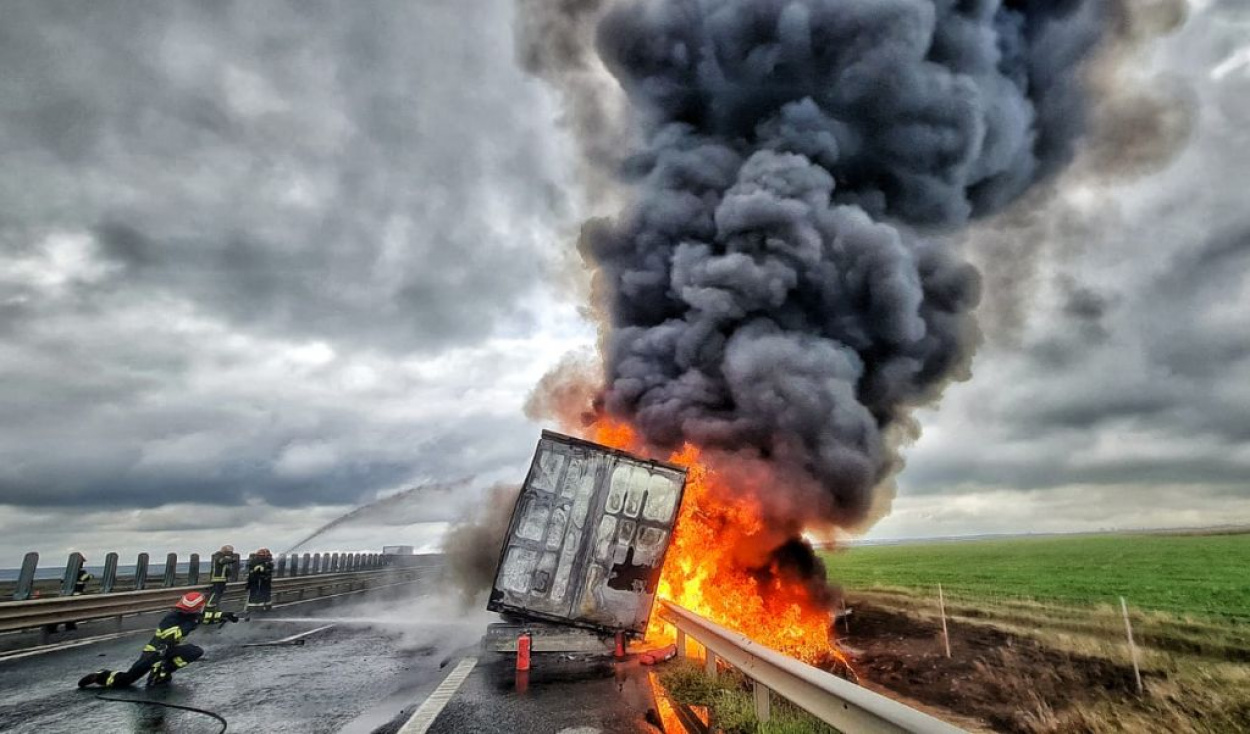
left=77, top=590, right=236, bottom=689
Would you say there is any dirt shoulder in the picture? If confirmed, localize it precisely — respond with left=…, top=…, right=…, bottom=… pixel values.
left=843, top=596, right=1250, bottom=733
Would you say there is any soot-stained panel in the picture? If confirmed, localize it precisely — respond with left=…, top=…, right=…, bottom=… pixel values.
left=487, top=430, right=688, bottom=634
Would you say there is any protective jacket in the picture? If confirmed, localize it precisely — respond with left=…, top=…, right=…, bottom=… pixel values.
left=209, top=552, right=236, bottom=582
left=246, top=557, right=274, bottom=609
left=72, top=569, right=92, bottom=595
left=143, top=610, right=201, bottom=654
left=98, top=610, right=206, bottom=688
left=203, top=552, right=237, bottom=623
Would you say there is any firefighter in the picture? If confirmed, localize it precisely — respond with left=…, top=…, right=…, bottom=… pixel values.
left=46, top=555, right=93, bottom=633
left=246, top=547, right=274, bottom=612
left=202, top=544, right=236, bottom=624
left=76, top=591, right=236, bottom=689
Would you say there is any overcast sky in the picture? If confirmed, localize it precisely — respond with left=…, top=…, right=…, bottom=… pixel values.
left=1, top=1, right=1247, bottom=565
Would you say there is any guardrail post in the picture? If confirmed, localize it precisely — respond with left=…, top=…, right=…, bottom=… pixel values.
left=276, top=553, right=288, bottom=578
left=134, top=553, right=149, bottom=591
left=14, top=552, right=38, bottom=601
left=705, top=651, right=717, bottom=678
left=101, top=552, right=119, bottom=593
left=163, top=553, right=178, bottom=587
left=188, top=553, right=200, bottom=586
left=676, top=628, right=687, bottom=658
left=754, top=681, right=772, bottom=723
left=60, top=552, right=86, bottom=597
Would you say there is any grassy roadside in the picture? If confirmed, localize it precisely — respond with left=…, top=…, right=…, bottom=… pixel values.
left=821, top=533, right=1250, bottom=619
left=656, top=660, right=837, bottom=734
left=823, top=533, right=1250, bottom=732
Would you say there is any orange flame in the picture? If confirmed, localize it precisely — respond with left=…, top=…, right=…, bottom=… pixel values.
left=591, top=418, right=835, bottom=661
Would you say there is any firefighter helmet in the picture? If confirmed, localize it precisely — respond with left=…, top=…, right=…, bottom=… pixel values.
left=175, top=591, right=207, bottom=613
left=257, top=547, right=271, bottom=557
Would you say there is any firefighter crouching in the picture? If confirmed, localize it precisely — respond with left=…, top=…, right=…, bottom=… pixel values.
left=77, top=591, right=236, bottom=689
left=203, top=545, right=237, bottom=624
left=246, top=548, right=274, bottom=612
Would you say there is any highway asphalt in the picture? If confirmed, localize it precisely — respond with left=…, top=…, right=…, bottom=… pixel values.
left=0, top=588, right=483, bottom=733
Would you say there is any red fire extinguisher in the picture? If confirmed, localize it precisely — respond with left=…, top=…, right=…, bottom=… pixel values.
left=516, top=632, right=532, bottom=671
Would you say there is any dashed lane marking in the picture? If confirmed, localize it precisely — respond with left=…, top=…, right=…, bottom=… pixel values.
left=397, top=656, right=478, bottom=734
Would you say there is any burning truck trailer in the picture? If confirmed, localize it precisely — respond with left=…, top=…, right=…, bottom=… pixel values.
left=484, top=430, right=689, bottom=656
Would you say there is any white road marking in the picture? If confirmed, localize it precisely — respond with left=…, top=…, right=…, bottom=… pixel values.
left=244, top=623, right=336, bottom=647
left=397, top=657, right=478, bottom=734
left=0, top=629, right=147, bottom=662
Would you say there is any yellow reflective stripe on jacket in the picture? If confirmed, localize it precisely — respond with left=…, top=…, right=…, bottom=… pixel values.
left=154, top=626, right=183, bottom=641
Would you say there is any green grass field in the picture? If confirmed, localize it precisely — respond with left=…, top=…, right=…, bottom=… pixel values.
left=822, top=532, right=1250, bottom=619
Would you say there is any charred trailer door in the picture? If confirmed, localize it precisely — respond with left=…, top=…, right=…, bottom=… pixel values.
left=488, top=430, right=688, bottom=635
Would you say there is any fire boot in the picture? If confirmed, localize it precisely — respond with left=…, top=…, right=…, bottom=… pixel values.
left=77, top=669, right=111, bottom=688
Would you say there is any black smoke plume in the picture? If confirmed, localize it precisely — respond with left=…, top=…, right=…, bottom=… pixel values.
left=524, top=0, right=1112, bottom=605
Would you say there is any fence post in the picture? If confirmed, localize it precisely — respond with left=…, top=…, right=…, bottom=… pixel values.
left=163, top=553, right=178, bottom=587
left=14, top=552, right=38, bottom=601
left=312, top=553, right=322, bottom=574
left=705, top=651, right=717, bottom=678
left=188, top=553, right=200, bottom=586
left=60, top=552, right=85, bottom=597
left=330, top=553, right=339, bottom=572
left=1121, top=597, right=1144, bottom=694
left=134, top=553, right=149, bottom=591
left=754, top=681, right=772, bottom=723
left=303, top=553, right=312, bottom=575
left=101, top=553, right=119, bottom=593
left=938, top=583, right=951, bottom=659
left=276, top=553, right=288, bottom=578
left=676, top=628, right=687, bottom=658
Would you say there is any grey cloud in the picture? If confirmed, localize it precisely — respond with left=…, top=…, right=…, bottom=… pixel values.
left=0, top=0, right=574, bottom=518
left=1, top=1, right=566, bottom=354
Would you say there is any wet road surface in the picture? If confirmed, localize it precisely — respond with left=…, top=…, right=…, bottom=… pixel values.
left=423, top=655, right=663, bottom=734
left=0, top=591, right=481, bottom=733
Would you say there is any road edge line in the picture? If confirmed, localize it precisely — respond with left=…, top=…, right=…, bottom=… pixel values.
left=396, top=656, right=478, bottom=734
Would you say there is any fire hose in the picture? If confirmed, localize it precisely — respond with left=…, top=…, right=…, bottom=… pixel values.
left=94, top=693, right=228, bottom=733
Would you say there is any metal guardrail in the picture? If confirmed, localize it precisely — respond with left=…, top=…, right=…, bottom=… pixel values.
left=658, top=601, right=967, bottom=734
left=7, top=549, right=401, bottom=602
left=0, top=566, right=439, bottom=634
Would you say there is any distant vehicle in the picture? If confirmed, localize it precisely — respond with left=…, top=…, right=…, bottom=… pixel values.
left=488, top=430, right=689, bottom=635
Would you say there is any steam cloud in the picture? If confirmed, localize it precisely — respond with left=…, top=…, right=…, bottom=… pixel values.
left=522, top=0, right=1125, bottom=604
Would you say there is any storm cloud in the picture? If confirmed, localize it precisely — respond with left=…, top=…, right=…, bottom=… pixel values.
left=0, top=0, right=585, bottom=555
